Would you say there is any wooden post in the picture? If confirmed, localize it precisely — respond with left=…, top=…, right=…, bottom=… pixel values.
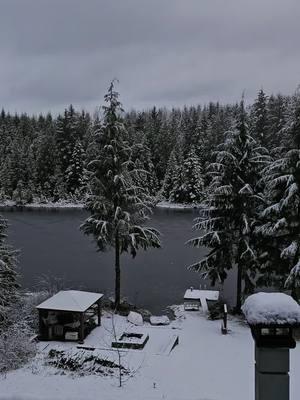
left=221, top=304, right=228, bottom=334
left=97, top=299, right=102, bottom=326
left=38, top=310, right=44, bottom=339
left=79, top=313, right=84, bottom=344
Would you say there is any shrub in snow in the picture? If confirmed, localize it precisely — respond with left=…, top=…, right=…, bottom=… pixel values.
left=47, top=348, right=128, bottom=377
left=17, top=291, right=50, bottom=331
left=0, top=321, right=36, bottom=374
left=0, top=215, right=20, bottom=324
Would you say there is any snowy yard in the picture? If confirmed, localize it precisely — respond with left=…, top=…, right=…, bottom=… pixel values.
left=1, top=306, right=300, bottom=400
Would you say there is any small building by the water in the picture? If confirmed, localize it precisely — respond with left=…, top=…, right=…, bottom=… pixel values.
left=36, top=290, right=103, bottom=343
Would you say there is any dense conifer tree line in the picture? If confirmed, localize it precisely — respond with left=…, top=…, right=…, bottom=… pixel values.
left=0, top=87, right=290, bottom=205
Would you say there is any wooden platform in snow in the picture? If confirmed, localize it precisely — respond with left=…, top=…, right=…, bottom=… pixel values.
left=155, top=334, right=179, bottom=356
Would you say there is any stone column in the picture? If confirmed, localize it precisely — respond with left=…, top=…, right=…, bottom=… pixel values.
left=255, top=346, right=290, bottom=400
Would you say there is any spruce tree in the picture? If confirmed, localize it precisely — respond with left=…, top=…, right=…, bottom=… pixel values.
left=56, top=105, right=79, bottom=175
left=257, top=100, right=300, bottom=300
left=187, top=102, right=266, bottom=312
left=81, top=82, right=161, bottom=310
left=251, top=89, right=269, bottom=147
left=66, top=140, right=86, bottom=194
left=161, top=149, right=179, bottom=201
left=177, top=146, right=203, bottom=204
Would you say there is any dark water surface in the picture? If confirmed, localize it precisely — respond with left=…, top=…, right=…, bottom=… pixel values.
left=1, top=207, right=236, bottom=313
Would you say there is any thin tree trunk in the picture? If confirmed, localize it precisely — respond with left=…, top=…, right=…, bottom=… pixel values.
left=291, top=285, right=298, bottom=301
left=115, top=233, right=121, bottom=310
left=235, top=263, right=242, bottom=314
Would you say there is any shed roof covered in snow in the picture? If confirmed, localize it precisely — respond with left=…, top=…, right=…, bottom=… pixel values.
left=36, top=290, right=104, bottom=313
left=242, top=292, right=300, bottom=326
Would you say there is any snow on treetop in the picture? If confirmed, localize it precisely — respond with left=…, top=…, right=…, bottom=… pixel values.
left=242, top=292, right=300, bottom=326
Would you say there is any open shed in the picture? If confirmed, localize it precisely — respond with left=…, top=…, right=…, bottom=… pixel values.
left=36, top=290, right=104, bottom=343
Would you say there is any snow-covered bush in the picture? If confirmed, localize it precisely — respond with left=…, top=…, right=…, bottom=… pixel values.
left=0, top=321, right=36, bottom=375
left=17, top=291, right=50, bottom=331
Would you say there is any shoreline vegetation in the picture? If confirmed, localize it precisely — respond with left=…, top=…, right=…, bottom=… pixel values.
left=0, top=200, right=200, bottom=211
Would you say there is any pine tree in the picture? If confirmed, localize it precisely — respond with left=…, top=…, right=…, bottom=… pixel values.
left=161, top=150, right=179, bottom=200
left=0, top=216, right=19, bottom=328
left=81, top=81, right=161, bottom=310
left=65, top=140, right=86, bottom=194
left=257, top=99, right=300, bottom=300
left=251, top=89, right=269, bottom=147
left=187, top=102, right=267, bottom=312
left=55, top=105, right=79, bottom=175
left=179, top=146, right=203, bottom=204
left=163, top=142, right=185, bottom=203
left=266, top=94, right=286, bottom=150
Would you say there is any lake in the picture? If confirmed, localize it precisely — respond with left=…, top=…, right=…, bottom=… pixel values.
left=1, top=207, right=236, bottom=313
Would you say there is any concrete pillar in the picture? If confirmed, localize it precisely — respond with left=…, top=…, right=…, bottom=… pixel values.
left=255, top=346, right=290, bottom=400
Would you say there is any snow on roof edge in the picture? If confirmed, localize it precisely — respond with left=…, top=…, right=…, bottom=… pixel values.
left=36, top=290, right=104, bottom=312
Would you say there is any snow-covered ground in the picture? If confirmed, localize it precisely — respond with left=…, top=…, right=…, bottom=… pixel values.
left=1, top=306, right=300, bottom=400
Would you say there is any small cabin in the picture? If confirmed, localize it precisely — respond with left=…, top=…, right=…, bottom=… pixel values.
left=36, top=290, right=104, bottom=344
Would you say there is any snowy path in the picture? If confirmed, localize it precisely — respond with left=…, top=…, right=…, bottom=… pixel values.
left=1, top=307, right=300, bottom=400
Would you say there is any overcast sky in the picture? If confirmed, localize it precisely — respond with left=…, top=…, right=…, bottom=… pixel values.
left=0, top=0, right=299, bottom=115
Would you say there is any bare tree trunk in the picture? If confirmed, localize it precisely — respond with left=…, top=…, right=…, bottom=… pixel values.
left=115, top=233, right=121, bottom=311
left=234, top=263, right=242, bottom=314
left=291, top=285, right=298, bottom=301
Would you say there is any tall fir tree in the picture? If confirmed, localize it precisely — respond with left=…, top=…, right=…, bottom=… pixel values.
left=80, top=82, right=161, bottom=310
left=55, top=105, right=79, bottom=175
left=256, top=99, right=300, bottom=300
left=161, top=149, right=179, bottom=200
left=65, top=140, right=86, bottom=194
left=179, top=146, right=203, bottom=204
left=187, top=102, right=267, bottom=312
left=251, top=89, right=269, bottom=147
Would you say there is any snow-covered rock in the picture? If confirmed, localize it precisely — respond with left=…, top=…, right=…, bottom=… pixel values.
left=149, top=315, right=170, bottom=326
left=242, top=292, right=300, bottom=325
left=127, top=311, right=143, bottom=326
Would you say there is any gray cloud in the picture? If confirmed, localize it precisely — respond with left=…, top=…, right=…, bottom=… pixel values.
left=0, top=0, right=299, bottom=114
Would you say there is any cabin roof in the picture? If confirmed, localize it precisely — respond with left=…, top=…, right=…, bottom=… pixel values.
left=36, top=290, right=104, bottom=312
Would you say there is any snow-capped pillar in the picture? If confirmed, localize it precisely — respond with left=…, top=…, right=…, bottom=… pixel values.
left=242, top=292, right=300, bottom=400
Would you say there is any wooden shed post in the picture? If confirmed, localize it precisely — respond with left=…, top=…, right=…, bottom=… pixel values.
left=97, top=299, right=102, bottom=326
left=79, top=313, right=84, bottom=344
left=38, top=310, right=44, bottom=339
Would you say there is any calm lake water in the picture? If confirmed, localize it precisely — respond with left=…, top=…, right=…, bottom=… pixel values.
left=1, top=207, right=236, bottom=313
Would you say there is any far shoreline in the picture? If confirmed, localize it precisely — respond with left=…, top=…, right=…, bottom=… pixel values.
left=0, top=200, right=201, bottom=211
